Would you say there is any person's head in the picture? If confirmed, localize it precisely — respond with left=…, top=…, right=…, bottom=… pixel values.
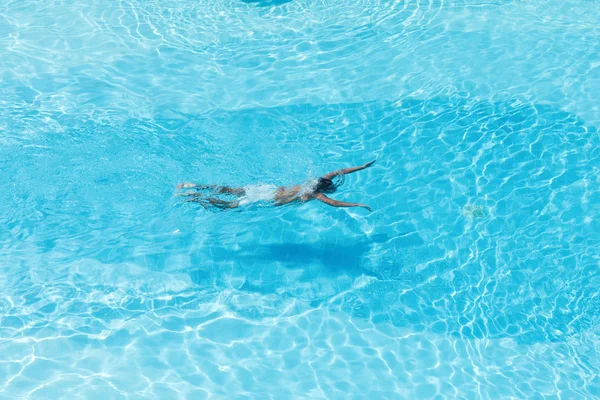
left=315, top=177, right=336, bottom=194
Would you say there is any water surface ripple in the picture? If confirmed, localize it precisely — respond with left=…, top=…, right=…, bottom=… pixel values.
left=1, top=0, right=599, bottom=398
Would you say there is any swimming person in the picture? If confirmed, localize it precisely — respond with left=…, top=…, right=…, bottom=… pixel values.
left=177, top=159, right=376, bottom=211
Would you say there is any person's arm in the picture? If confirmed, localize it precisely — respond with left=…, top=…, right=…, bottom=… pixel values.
left=322, top=159, right=376, bottom=180
left=314, top=193, right=371, bottom=211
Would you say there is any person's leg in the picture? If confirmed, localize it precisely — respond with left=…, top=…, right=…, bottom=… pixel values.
left=176, top=191, right=203, bottom=198
left=177, top=183, right=245, bottom=196
left=205, top=197, right=240, bottom=209
left=186, top=197, right=239, bottom=209
left=215, top=186, right=245, bottom=196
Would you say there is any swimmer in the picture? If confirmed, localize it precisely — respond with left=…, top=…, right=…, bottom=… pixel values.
left=177, top=159, right=376, bottom=211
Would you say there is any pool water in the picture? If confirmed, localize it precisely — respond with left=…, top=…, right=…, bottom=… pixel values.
left=1, top=0, right=600, bottom=398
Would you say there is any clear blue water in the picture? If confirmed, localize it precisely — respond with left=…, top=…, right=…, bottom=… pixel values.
left=1, top=0, right=600, bottom=398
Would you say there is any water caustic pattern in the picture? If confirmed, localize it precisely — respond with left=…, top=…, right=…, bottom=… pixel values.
left=1, top=0, right=600, bottom=399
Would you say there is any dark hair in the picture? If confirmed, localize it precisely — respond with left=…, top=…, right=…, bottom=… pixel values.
left=315, top=177, right=336, bottom=193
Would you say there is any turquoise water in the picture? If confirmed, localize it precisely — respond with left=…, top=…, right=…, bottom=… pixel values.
left=1, top=0, right=600, bottom=398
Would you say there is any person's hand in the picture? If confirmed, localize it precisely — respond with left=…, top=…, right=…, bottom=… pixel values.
left=364, top=159, right=376, bottom=168
left=361, top=204, right=372, bottom=212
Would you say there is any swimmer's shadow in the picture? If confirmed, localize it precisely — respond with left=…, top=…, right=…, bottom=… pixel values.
left=236, top=237, right=391, bottom=284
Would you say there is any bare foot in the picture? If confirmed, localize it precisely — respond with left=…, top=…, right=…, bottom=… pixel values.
left=177, top=183, right=197, bottom=189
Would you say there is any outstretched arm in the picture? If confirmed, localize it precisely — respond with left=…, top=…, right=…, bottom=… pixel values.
left=322, top=159, right=376, bottom=180
left=314, top=193, right=371, bottom=211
